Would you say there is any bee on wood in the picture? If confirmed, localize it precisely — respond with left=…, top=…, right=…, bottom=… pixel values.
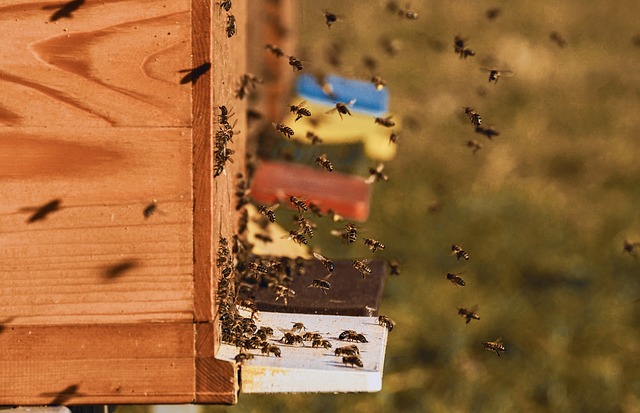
left=286, top=229, right=308, bottom=245
left=290, top=101, right=311, bottom=122
left=312, top=339, right=332, bottom=349
left=225, top=13, right=236, bottom=38
left=482, top=68, right=513, bottom=84
left=378, top=315, right=395, bottom=332
left=483, top=338, right=506, bottom=356
left=288, top=55, right=303, bottom=71
left=458, top=306, right=480, bottom=324
left=288, top=196, right=308, bottom=213
left=466, top=139, right=483, bottom=154
left=365, top=163, right=389, bottom=184
left=475, top=125, right=500, bottom=140
left=549, top=31, right=567, bottom=48
left=280, top=332, right=304, bottom=345
left=623, top=239, right=640, bottom=258
left=324, top=11, right=339, bottom=28
left=257, top=204, right=279, bottom=223
left=274, top=285, right=296, bottom=305
left=325, top=99, right=356, bottom=120
left=313, top=252, right=334, bottom=273
left=371, top=76, right=386, bottom=90
left=234, top=351, right=253, bottom=364
left=315, top=154, right=334, bottom=172
left=364, top=238, right=385, bottom=253
left=295, top=215, right=316, bottom=238
left=454, top=35, right=475, bottom=58
left=308, top=278, right=331, bottom=294
left=261, top=343, right=282, bottom=357
left=219, top=0, right=232, bottom=12
left=451, top=244, right=470, bottom=260
left=235, top=73, right=261, bottom=100
left=143, top=199, right=158, bottom=218
left=375, top=115, right=395, bottom=128
left=335, top=344, right=360, bottom=356
left=464, top=107, right=482, bottom=127
left=352, top=259, right=372, bottom=278
left=273, top=122, right=294, bottom=139
left=305, top=131, right=323, bottom=145
left=218, top=105, right=235, bottom=127
left=446, top=272, right=466, bottom=287
left=388, top=259, right=401, bottom=276
left=339, top=330, right=368, bottom=343
left=265, top=43, right=285, bottom=58
left=388, top=131, right=401, bottom=145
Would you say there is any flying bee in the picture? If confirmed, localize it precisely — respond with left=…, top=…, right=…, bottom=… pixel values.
left=623, top=239, right=640, bottom=258
left=388, top=259, right=401, bottom=276
left=313, top=252, right=334, bottom=273
left=446, top=272, right=466, bottom=287
left=265, top=43, right=285, bottom=58
left=286, top=229, right=308, bottom=245
left=273, top=122, right=294, bottom=139
left=335, top=344, right=360, bottom=356
left=235, top=73, right=261, bottom=100
left=481, top=68, right=513, bottom=84
left=305, top=131, right=323, bottom=145
left=339, top=330, right=368, bottom=343
left=451, top=244, right=470, bottom=260
left=378, top=315, right=395, bottom=332
left=352, top=259, right=372, bottom=278
left=483, top=338, right=506, bottom=356
left=466, top=139, right=483, bottom=154
left=331, top=222, right=358, bottom=243
left=454, top=35, right=475, bottom=58
left=315, top=154, right=334, bottom=172
left=364, top=238, right=385, bottom=253
left=261, top=343, right=282, bottom=357
left=288, top=55, right=303, bottom=71
left=274, top=285, right=295, bottom=305
left=290, top=101, right=311, bottom=121
left=475, top=125, right=500, bottom=140
left=143, top=199, right=158, bottom=218
left=365, top=163, right=389, bottom=184
left=257, top=203, right=279, bottom=223
left=464, top=107, right=482, bottom=127
left=312, top=339, right=332, bottom=349
left=308, top=202, right=324, bottom=217
left=388, top=131, right=401, bottom=145
left=288, top=195, right=308, bottom=213
left=458, top=306, right=480, bottom=324
left=371, top=76, right=386, bottom=90
left=375, top=115, right=395, bottom=128
left=324, top=11, right=338, bottom=28
left=295, top=215, right=316, bottom=237
left=309, top=278, right=331, bottom=294
left=549, top=31, right=567, bottom=48
left=225, top=13, right=236, bottom=38
left=325, top=99, right=356, bottom=120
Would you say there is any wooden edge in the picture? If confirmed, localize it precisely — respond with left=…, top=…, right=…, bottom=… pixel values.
left=195, top=323, right=238, bottom=404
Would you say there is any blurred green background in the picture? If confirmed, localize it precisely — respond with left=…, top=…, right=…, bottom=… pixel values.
left=124, top=0, right=640, bottom=412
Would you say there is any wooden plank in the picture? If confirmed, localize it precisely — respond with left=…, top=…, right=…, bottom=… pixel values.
left=216, top=312, right=388, bottom=393
left=0, top=324, right=195, bottom=405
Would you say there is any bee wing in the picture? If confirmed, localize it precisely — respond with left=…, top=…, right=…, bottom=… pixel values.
left=325, top=107, right=338, bottom=115
left=345, top=98, right=357, bottom=107
left=298, top=100, right=307, bottom=107
left=268, top=203, right=280, bottom=211
left=330, top=229, right=344, bottom=237
left=364, top=174, right=376, bottom=184
left=312, top=252, right=327, bottom=261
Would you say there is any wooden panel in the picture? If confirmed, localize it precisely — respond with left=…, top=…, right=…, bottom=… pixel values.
left=0, top=324, right=195, bottom=405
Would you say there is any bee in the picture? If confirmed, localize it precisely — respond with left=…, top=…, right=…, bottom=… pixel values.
left=378, top=315, right=395, bottom=332
left=339, top=330, right=368, bottom=343
left=364, top=238, right=385, bottom=253
left=365, top=163, right=389, bottom=184
left=288, top=55, right=303, bottom=71
left=315, top=154, right=334, bottom=172
left=342, top=355, right=363, bottom=367
left=454, top=35, right=475, bottom=58
left=446, top=272, right=466, bottom=287
left=312, top=339, right=332, bottom=349
left=331, top=222, right=358, bottom=243
left=325, top=99, right=356, bottom=120
left=458, top=306, right=480, bottom=324
left=238, top=298, right=259, bottom=318
left=265, top=43, right=285, bottom=58
left=289, top=100, right=311, bottom=122
left=288, top=196, right=308, bottom=213
left=305, top=131, right=323, bottom=145
left=257, top=204, right=279, bottom=223
left=352, top=259, right=372, bottom=278
left=234, top=351, right=253, bottom=364
left=143, top=199, right=157, bottom=218
left=388, top=259, right=401, bottom=276
left=225, top=13, right=236, bottom=38
left=303, top=332, right=323, bottom=341
left=295, top=215, right=316, bottom=237
left=327, top=209, right=344, bottom=222
left=483, top=338, right=506, bottom=356
left=291, top=322, right=306, bottom=332
left=235, top=73, right=261, bottom=100
left=247, top=261, right=269, bottom=274
left=273, top=122, right=294, bottom=139
left=280, top=332, right=304, bottom=345
left=375, top=115, right=395, bottom=128
left=219, top=0, right=232, bottom=12
left=623, top=239, right=640, bottom=258
left=324, top=11, right=338, bottom=28
left=451, top=244, right=470, bottom=260
left=482, top=68, right=513, bottom=84
left=308, top=278, right=331, bottom=294
left=261, top=343, right=282, bottom=357
left=466, top=139, right=483, bottom=154
left=286, top=229, right=307, bottom=245
left=388, top=131, right=401, bottom=145
left=274, top=285, right=296, bottom=305
left=371, top=76, right=386, bottom=90
left=218, top=105, right=235, bottom=127
left=258, top=326, right=274, bottom=336
left=335, top=344, right=360, bottom=356
left=475, top=125, right=500, bottom=140
left=549, top=31, right=567, bottom=48
left=464, top=107, right=482, bottom=127
left=313, top=252, right=334, bottom=273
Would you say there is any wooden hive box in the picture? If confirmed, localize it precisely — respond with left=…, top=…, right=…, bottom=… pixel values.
left=0, top=0, right=251, bottom=405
